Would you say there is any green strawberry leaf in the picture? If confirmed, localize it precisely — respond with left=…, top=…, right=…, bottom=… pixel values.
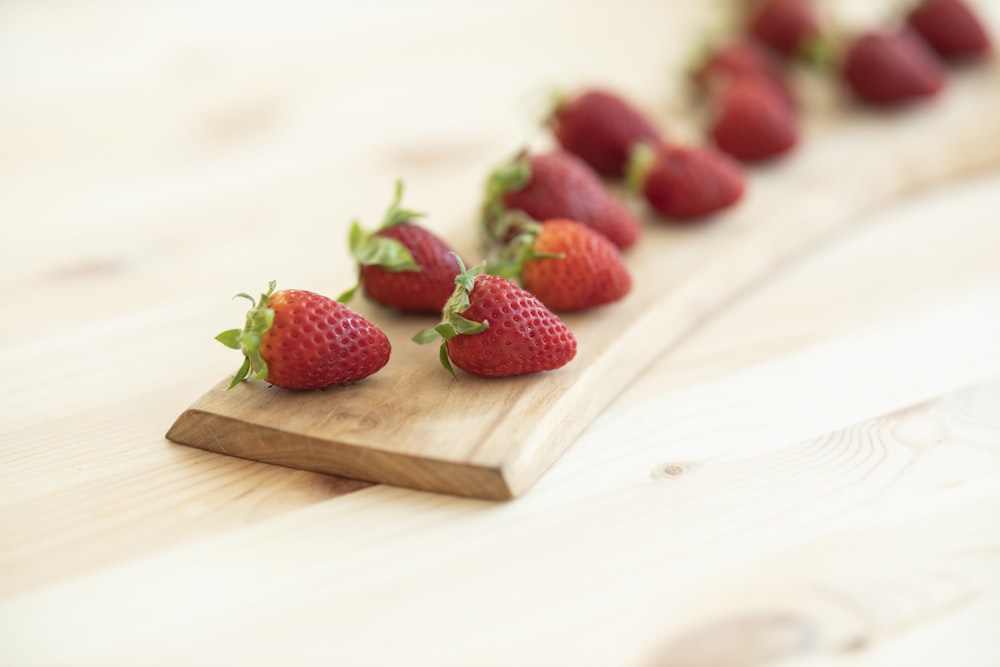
left=336, top=283, right=359, bottom=304
left=240, top=331, right=269, bottom=382
left=215, top=328, right=242, bottom=349
left=344, top=184, right=423, bottom=289
left=429, top=315, right=488, bottom=341
left=799, top=34, right=836, bottom=69
left=480, top=152, right=532, bottom=244
left=347, top=220, right=366, bottom=256
left=484, top=216, right=563, bottom=281
left=432, top=322, right=458, bottom=340
left=355, top=235, right=420, bottom=271
left=540, top=86, right=569, bottom=129
left=412, top=255, right=490, bottom=378
left=451, top=314, right=488, bottom=335
left=625, top=142, right=657, bottom=195
left=412, top=325, right=443, bottom=345
left=220, top=281, right=276, bottom=389
left=380, top=179, right=426, bottom=229
left=228, top=357, right=252, bottom=389
left=438, top=342, right=457, bottom=379
left=485, top=210, right=538, bottom=253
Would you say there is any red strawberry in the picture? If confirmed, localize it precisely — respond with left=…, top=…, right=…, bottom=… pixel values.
left=627, top=143, right=746, bottom=221
left=495, top=217, right=632, bottom=312
left=481, top=150, right=641, bottom=250
left=748, top=0, right=822, bottom=58
left=413, top=260, right=577, bottom=378
left=548, top=88, right=666, bottom=179
left=907, top=0, right=992, bottom=61
left=339, top=180, right=463, bottom=314
left=217, top=281, right=391, bottom=390
left=842, top=30, right=948, bottom=106
left=694, top=37, right=795, bottom=107
left=710, top=75, right=798, bottom=162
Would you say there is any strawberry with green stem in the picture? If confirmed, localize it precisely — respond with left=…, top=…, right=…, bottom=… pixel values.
left=546, top=88, right=666, bottom=179
left=413, top=258, right=577, bottom=378
left=217, top=281, right=391, bottom=391
left=626, top=142, right=746, bottom=221
left=481, top=150, right=641, bottom=250
left=491, top=215, right=632, bottom=312
left=339, top=180, right=463, bottom=314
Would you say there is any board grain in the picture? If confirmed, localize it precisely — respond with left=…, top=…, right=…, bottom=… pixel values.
left=166, top=63, right=1000, bottom=500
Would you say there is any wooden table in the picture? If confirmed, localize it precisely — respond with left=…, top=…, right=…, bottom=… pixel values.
left=4, top=2, right=1000, bottom=665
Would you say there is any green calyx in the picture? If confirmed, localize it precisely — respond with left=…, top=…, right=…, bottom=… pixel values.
left=684, top=25, right=729, bottom=85
left=412, top=255, right=489, bottom=378
left=798, top=34, right=837, bottom=69
left=624, top=142, right=657, bottom=195
left=485, top=213, right=564, bottom=280
left=379, top=178, right=426, bottom=229
left=338, top=180, right=424, bottom=303
left=541, top=86, right=569, bottom=129
left=480, top=152, right=532, bottom=245
left=216, top=280, right=277, bottom=389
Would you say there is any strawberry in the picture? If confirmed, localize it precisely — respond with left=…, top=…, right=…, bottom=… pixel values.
left=493, top=217, right=632, bottom=312
left=842, top=29, right=948, bottom=106
left=693, top=37, right=795, bottom=107
left=413, top=260, right=577, bottom=378
left=626, top=143, right=746, bottom=221
left=548, top=88, right=666, bottom=179
left=748, top=0, right=822, bottom=58
left=338, top=180, right=463, bottom=314
left=710, top=74, right=798, bottom=162
left=481, top=150, right=641, bottom=250
left=216, top=281, right=391, bottom=390
left=907, top=0, right=992, bottom=61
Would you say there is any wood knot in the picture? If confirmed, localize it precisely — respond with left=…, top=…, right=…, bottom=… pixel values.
left=653, top=463, right=687, bottom=479
left=648, top=613, right=816, bottom=667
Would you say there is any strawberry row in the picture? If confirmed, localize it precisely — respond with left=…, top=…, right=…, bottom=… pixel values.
left=215, top=0, right=992, bottom=391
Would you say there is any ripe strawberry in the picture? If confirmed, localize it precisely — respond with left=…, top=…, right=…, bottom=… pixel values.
left=481, top=150, right=641, bottom=250
left=710, top=75, right=798, bottom=162
left=217, top=281, right=391, bottom=390
left=842, top=29, right=947, bottom=106
left=627, top=143, right=745, bottom=221
left=748, top=0, right=822, bottom=58
left=548, top=88, right=666, bottom=179
left=494, top=217, right=632, bottom=312
left=693, top=37, right=795, bottom=107
left=339, top=180, right=463, bottom=314
left=413, top=260, right=577, bottom=378
left=907, top=0, right=992, bottom=61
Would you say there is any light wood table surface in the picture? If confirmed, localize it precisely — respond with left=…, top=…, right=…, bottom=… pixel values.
left=3, top=2, right=1000, bottom=665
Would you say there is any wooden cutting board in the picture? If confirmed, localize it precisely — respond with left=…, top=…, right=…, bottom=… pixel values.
left=167, top=63, right=1000, bottom=500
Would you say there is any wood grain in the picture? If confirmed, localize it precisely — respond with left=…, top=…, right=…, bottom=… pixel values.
left=166, top=63, right=1000, bottom=499
left=8, top=353, right=1000, bottom=667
